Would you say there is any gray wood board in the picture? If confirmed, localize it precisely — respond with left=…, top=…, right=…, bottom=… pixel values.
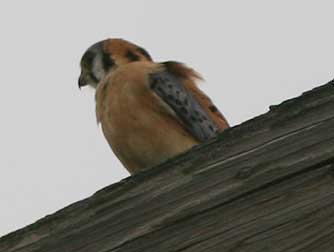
left=1, top=80, right=334, bottom=252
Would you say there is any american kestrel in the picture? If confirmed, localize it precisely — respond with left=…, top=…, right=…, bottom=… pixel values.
left=79, top=39, right=229, bottom=174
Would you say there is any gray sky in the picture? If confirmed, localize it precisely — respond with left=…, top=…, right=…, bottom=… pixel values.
left=0, top=0, right=333, bottom=236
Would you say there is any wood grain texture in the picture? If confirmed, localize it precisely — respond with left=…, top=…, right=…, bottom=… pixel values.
left=1, top=80, right=334, bottom=252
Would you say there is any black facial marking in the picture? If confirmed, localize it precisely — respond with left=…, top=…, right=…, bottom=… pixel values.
left=126, top=50, right=140, bottom=62
left=102, top=52, right=114, bottom=71
left=209, top=125, right=215, bottom=132
left=136, top=46, right=152, bottom=61
left=209, top=105, right=218, bottom=113
left=90, top=73, right=99, bottom=83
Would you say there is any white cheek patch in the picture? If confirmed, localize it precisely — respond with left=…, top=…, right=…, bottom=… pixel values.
left=92, top=53, right=106, bottom=81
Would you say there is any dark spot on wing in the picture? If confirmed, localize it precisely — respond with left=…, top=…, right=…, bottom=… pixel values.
left=190, top=116, right=197, bottom=122
left=167, top=94, right=175, bottom=101
left=180, top=107, right=188, bottom=114
left=150, top=79, right=157, bottom=89
left=126, top=50, right=140, bottom=62
left=175, top=99, right=182, bottom=106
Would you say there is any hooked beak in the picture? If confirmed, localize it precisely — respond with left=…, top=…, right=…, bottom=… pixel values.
left=78, top=74, right=86, bottom=89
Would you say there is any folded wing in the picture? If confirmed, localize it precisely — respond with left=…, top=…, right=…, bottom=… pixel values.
left=149, top=61, right=228, bottom=142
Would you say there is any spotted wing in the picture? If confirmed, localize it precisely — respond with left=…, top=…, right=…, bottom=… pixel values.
left=149, top=64, right=220, bottom=142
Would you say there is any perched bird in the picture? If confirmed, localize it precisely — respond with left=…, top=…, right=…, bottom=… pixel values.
left=78, top=39, right=229, bottom=174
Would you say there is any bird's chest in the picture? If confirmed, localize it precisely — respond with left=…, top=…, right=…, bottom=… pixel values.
left=95, top=64, right=167, bottom=144
left=97, top=79, right=153, bottom=139
left=95, top=80, right=196, bottom=172
left=96, top=81, right=166, bottom=163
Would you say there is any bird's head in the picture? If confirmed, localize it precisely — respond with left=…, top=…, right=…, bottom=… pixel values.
left=78, top=38, right=152, bottom=89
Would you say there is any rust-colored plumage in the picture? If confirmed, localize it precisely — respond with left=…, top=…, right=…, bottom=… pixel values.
left=79, top=39, right=229, bottom=174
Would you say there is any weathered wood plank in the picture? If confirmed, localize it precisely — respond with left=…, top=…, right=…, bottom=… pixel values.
left=0, top=80, right=333, bottom=252
left=114, top=163, right=334, bottom=252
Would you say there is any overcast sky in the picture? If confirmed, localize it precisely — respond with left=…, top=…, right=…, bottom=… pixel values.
left=0, top=1, right=333, bottom=237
